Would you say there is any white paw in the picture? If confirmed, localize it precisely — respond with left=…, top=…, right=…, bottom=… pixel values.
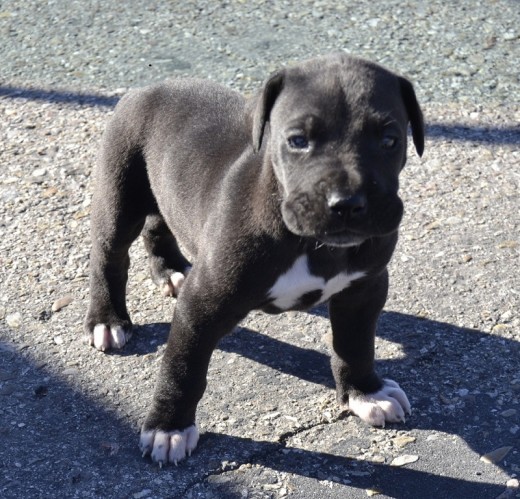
left=348, top=379, right=411, bottom=427
left=162, top=270, right=189, bottom=297
left=139, top=424, right=199, bottom=467
left=88, top=324, right=132, bottom=351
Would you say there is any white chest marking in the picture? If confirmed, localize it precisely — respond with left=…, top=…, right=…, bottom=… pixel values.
left=268, top=255, right=366, bottom=310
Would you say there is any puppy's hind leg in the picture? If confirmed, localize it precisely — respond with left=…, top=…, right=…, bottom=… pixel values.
left=142, top=214, right=192, bottom=297
left=84, top=130, right=153, bottom=351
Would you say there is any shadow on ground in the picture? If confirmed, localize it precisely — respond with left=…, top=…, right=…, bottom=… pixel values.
left=217, top=310, right=519, bottom=495
left=2, top=84, right=519, bottom=146
left=0, top=85, right=119, bottom=108
left=3, top=309, right=516, bottom=497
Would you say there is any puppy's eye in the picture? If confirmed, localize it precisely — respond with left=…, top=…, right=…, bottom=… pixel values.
left=381, top=135, right=398, bottom=149
left=287, top=135, right=309, bottom=150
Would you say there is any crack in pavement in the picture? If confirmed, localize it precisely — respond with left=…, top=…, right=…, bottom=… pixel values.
left=180, top=410, right=352, bottom=497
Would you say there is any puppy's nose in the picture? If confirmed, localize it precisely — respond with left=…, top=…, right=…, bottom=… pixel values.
left=327, top=192, right=367, bottom=219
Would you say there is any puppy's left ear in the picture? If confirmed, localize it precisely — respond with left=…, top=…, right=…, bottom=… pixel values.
left=252, top=70, right=285, bottom=153
left=398, top=77, right=425, bottom=157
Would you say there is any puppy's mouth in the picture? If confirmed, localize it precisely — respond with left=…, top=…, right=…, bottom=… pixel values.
left=316, top=228, right=368, bottom=248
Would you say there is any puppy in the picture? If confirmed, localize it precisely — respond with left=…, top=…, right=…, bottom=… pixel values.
left=85, top=53, right=424, bottom=465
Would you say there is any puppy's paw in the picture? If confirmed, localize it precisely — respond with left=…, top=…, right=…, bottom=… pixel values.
left=162, top=272, right=186, bottom=297
left=140, top=424, right=199, bottom=467
left=348, top=379, right=411, bottom=427
left=86, top=324, right=132, bottom=352
left=161, top=267, right=191, bottom=297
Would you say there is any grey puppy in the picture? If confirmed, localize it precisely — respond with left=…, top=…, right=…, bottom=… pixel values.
left=85, top=53, right=424, bottom=466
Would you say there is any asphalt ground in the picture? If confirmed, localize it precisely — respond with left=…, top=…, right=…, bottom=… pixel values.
left=0, top=1, right=519, bottom=498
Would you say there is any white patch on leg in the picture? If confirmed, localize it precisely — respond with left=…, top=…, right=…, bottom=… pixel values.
left=348, top=379, right=411, bottom=427
left=91, top=324, right=131, bottom=352
left=140, top=424, right=199, bottom=467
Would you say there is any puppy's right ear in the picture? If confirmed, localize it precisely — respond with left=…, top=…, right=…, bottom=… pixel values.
left=252, top=70, right=285, bottom=153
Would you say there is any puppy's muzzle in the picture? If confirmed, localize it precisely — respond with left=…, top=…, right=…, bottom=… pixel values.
left=282, top=188, right=371, bottom=244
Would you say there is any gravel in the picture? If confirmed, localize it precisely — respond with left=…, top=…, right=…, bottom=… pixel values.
left=1, top=1, right=519, bottom=498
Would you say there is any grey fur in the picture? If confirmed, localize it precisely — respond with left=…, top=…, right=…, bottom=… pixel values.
left=84, top=53, right=424, bottom=465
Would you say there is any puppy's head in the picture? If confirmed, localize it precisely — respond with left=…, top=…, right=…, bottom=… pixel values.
left=252, top=53, right=424, bottom=247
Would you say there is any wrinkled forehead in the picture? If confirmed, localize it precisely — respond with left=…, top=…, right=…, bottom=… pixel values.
left=273, top=61, right=405, bottom=124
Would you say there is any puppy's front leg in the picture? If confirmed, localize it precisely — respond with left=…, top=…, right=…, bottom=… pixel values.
left=329, top=270, right=411, bottom=427
left=140, top=268, right=248, bottom=466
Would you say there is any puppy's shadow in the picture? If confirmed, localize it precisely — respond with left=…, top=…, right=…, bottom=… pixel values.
left=128, top=306, right=519, bottom=491
left=239, top=309, right=519, bottom=481
left=193, top=431, right=508, bottom=498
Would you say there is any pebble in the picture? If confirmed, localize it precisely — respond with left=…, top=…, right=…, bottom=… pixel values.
left=393, top=435, right=416, bottom=447
left=445, top=216, right=463, bottom=225
left=498, top=241, right=519, bottom=249
left=500, top=409, right=517, bottom=418
left=501, top=310, right=513, bottom=322
left=480, top=446, right=513, bottom=464
left=424, top=220, right=441, bottom=231
left=132, top=490, right=152, bottom=499
left=51, top=295, right=73, bottom=312
left=492, top=324, right=510, bottom=334
left=34, top=385, right=48, bottom=398
left=32, top=168, right=47, bottom=177
left=390, top=455, right=419, bottom=467
left=6, top=313, right=22, bottom=329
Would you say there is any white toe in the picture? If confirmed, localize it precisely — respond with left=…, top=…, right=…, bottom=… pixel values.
left=150, top=431, right=170, bottom=465
left=185, top=425, right=199, bottom=454
left=139, top=429, right=155, bottom=457
left=383, top=379, right=411, bottom=415
left=169, top=431, right=187, bottom=465
left=110, top=325, right=127, bottom=349
left=93, top=324, right=110, bottom=351
left=169, top=272, right=185, bottom=294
